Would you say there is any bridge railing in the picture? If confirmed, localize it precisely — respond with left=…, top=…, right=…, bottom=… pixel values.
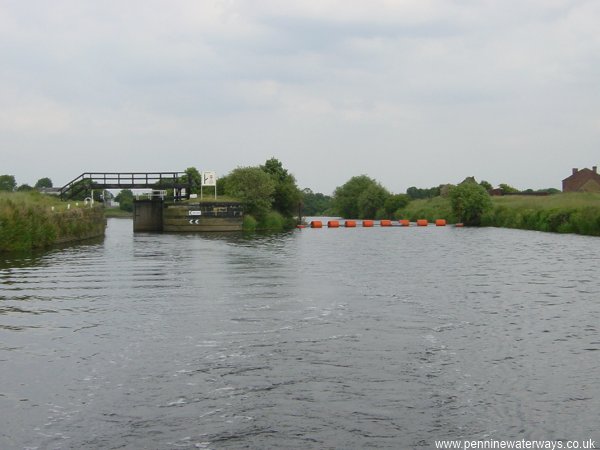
left=60, top=172, right=189, bottom=199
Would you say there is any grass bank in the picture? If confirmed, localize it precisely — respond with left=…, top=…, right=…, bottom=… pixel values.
left=0, top=192, right=106, bottom=252
left=397, top=197, right=456, bottom=223
left=481, top=193, right=600, bottom=235
left=398, top=193, right=600, bottom=236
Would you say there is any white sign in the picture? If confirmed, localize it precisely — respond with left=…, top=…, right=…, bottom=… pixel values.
left=188, top=210, right=202, bottom=216
left=202, top=171, right=217, bottom=186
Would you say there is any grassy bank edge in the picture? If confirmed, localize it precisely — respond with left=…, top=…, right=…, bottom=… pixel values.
left=397, top=193, right=600, bottom=236
left=0, top=192, right=107, bottom=252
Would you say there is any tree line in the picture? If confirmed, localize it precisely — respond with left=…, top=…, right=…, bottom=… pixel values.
left=0, top=175, right=53, bottom=192
left=2, top=167, right=560, bottom=229
left=310, top=175, right=560, bottom=226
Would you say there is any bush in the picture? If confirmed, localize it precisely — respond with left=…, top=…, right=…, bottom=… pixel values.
left=224, top=167, right=275, bottom=220
left=242, top=215, right=258, bottom=232
left=449, top=182, right=492, bottom=225
left=384, top=194, right=411, bottom=216
left=333, top=175, right=390, bottom=218
left=258, top=211, right=286, bottom=231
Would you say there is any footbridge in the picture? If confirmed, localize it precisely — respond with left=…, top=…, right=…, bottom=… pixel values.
left=60, top=172, right=190, bottom=199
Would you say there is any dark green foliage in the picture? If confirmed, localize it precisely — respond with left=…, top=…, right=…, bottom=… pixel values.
left=498, top=183, right=520, bottom=194
left=242, top=214, right=258, bottom=231
left=406, top=185, right=441, bottom=199
left=260, top=158, right=302, bottom=218
left=221, top=159, right=301, bottom=229
left=34, top=177, right=53, bottom=189
left=17, top=184, right=34, bottom=191
left=258, top=211, right=286, bottom=230
left=116, top=189, right=134, bottom=212
left=479, top=180, right=492, bottom=191
left=333, top=175, right=390, bottom=219
left=301, top=189, right=332, bottom=216
left=521, top=188, right=561, bottom=195
left=356, top=183, right=389, bottom=219
left=449, top=182, right=492, bottom=225
left=216, top=176, right=227, bottom=196
left=384, top=194, right=411, bottom=216
left=181, top=167, right=202, bottom=194
left=0, top=175, right=17, bottom=192
left=224, top=166, right=275, bottom=220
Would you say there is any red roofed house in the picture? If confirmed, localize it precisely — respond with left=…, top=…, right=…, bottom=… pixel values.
left=562, top=166, right=600, bottom=192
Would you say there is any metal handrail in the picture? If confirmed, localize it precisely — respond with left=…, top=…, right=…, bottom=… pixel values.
left=60, top=171, right=188, bottom=198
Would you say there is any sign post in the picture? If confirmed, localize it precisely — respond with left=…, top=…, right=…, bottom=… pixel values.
left=201, top=171, right=217, bottom=200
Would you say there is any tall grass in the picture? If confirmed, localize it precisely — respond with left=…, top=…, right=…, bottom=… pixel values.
left=396, top=197, right=456, bottom=222
left=396, top=193, right=600, bottom=236
left=0, top=192, right=106, bottom=252
left=481, top=193, right=600, bottom=235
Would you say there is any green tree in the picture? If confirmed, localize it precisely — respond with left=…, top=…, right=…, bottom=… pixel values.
left=383, top=194, right=411, bottom=216
left=224, top=167, right=275, bottom=219
left=406, top=185, right=441, bottom=199
left=302, top=188, right=332, bottom=216
left=479, top=180, right=492, bottom=191
left=181, top=167, right=201, bottom=194
left=260, top=157, right=302, bottom=218
left=116, top=189, right=134, bottom=212
left=333, top=175, right=386, bottom=218
left=499, top=183, right=520, bottom=194
left=357, top=183, right=389, bottom=219
left=34, top=177, right=53, bottom=189
left=449, top=182, right=492, bottom=225
left=0, top=175, right=17, bottom=192
left=17, top=184, right=34, bottom=191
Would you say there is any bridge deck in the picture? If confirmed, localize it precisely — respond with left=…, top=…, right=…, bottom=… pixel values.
left=60, top=172, right=189, bottom=199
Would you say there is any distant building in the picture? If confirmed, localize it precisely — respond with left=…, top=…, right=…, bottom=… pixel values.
left=562, top=166, right=600, bottom=192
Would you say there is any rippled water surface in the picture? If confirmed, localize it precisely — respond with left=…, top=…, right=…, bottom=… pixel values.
left=1, top=219, right=599, bottom=449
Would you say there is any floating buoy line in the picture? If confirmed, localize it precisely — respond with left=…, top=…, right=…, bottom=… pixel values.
left=299, top=220, right=465, bottom=229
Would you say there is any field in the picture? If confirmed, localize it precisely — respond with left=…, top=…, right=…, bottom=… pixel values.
left=398, top=193, right=600, bottom=236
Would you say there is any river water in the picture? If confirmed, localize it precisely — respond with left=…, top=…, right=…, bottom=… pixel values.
left=1, top=218, right=599, bottom=449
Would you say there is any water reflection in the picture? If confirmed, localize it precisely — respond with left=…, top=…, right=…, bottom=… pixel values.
left=1, top=220, right=599, bottom=449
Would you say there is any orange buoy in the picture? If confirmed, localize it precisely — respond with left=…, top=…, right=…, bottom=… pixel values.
left=344, top=220, right=357, bottom=228
left=399, top=219, right=410, bottom=227
left=455, top=223, right=464, bottom=227
left=310, top=220, right=323, bottom=228
left=417, top=219, right=428, bottom=227
left=327, top=220, right=340, bottom=228
left=435, top=219, right=446, bottom=227
left=380, top=219, right=392, bottom=227
left=362, top=220, right=374, bottom=227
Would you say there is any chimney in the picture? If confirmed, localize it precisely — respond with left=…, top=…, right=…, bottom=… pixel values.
left=593, top=166, right=598, bottom=174
left=572, top=168, right=578, bottom=175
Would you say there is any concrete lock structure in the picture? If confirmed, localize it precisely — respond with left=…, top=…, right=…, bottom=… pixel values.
left=134, top=200, right=243, bottom=232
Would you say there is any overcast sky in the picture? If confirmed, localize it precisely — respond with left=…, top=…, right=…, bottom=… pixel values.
left=2, top=0, right=599, bottom=194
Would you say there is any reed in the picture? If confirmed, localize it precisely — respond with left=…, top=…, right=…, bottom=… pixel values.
left=0, top=192, right=106, bottom=252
